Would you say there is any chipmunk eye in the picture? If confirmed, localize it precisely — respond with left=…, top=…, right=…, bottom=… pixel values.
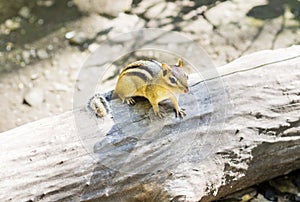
left=169, top=77, right=177, bottom=84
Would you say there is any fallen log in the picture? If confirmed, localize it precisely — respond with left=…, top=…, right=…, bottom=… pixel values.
left=1, top=46, right=300, bottom=202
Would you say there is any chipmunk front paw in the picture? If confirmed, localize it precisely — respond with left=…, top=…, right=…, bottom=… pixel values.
left=175, top=108, right=186, bottom=118
left=125, top=97, right=135, bottom=105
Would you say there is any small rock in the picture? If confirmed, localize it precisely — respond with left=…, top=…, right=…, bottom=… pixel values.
left=65, top=31, right=88, bottom=45
left=145, top=2, right=169, bottom=19
left=24, top=88, right=44, bottom=107
left=65, top=31, right=76, bottom=39
left=109, top=13, right=146, bottom=39
left=103, top=0, right=132, bottom=16
left=204, top=1, right=242, bottom=26
left=47, top=44, right=54, bottom=51
left=29, top=49, right=36, bottom=58
left=37, top=49, right=49, bottom=59
left=131, top=0, right=161, bottom=15
left=5, top=18, right=21, bottom=31
left=18, top=7, right=31, bottom=19
left=6, top=42, right=14, bottom=51
left=73, top=0, right=132, bottom=17
left=37, top=0, right=54, bottom=7
left=31, top=73, right=39, bottom=80
left=144, top=2, right=177, bottom=19
left=37, top=19, right=44, bottom=25
left=182, top=16, right=213, bottom=34
left=251, top=194, right=270, bottom=202
left=22, top=51, right=31, bottom=64
left=16, top=54, right=22, bottom=62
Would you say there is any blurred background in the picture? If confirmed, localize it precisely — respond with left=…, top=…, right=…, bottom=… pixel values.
left=1, top=1, right=300, bottom=201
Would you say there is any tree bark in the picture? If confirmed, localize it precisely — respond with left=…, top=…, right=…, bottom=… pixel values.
left=1, top=46, right=300, bottom=202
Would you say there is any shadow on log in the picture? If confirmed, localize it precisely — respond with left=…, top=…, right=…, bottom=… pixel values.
left=0, top=46, right=300, bottom=202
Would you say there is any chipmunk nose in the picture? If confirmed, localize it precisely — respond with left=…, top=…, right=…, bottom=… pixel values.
left=184, top=86, right=189, bottom=93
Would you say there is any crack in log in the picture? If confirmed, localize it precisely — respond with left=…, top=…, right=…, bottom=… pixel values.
left=250, top=118, right=300, bottom=137
left=269, top=102, right=300, bottom=113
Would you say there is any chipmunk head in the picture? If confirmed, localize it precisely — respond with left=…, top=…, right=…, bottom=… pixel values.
left=161, top=58, right=189, bottom=94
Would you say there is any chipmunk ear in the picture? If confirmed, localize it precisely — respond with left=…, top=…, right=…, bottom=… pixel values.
left=176, top=58, right=183, bottom=67
left=162, top=63, right=170, bottom=76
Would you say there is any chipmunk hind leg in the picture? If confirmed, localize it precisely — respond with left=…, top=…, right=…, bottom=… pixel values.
left=115, top=76, right=137, bottom=104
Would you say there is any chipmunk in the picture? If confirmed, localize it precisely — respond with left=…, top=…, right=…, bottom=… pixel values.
left=114, top=58, right=189, bottom=118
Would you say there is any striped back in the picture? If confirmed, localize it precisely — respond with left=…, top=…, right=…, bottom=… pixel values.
left=120, top=60, right=162, bottom=82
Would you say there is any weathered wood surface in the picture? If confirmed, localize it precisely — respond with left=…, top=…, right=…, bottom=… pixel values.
left=1, top=46, right=300, bottom=202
